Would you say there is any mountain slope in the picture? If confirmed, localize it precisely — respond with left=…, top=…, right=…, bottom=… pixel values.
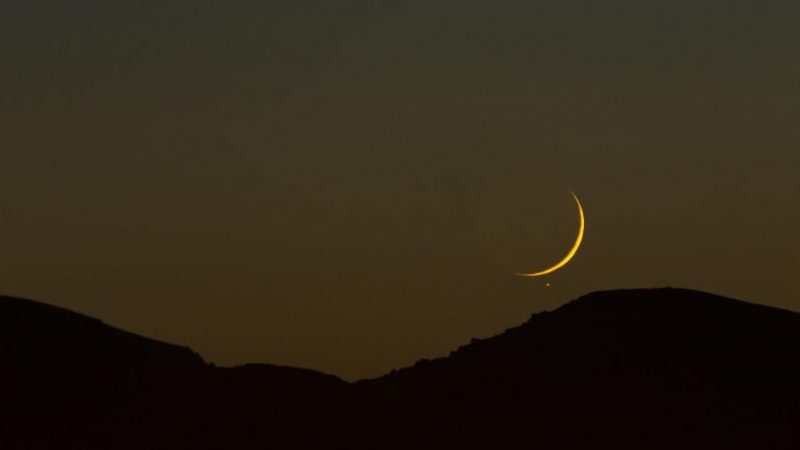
left=350, top=288, right=800, bottom=449
left=2, top=288, right=799, bottom=449
left=0, top=295, right=344, bottom=449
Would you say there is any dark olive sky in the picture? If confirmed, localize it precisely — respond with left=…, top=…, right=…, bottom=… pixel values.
left=2, top=1, right=799, bottom=380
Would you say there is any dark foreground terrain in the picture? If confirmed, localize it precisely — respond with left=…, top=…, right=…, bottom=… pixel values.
left=2, top=288, right=799, bottom=449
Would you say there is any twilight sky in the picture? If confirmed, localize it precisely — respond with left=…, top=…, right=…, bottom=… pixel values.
left=2, top=0, right=799, bottom=380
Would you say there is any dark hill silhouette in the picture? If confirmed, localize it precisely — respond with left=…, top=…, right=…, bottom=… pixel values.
left=0, top=296, right=344, bottom=449
left=2, top=288, right=800, bottom=449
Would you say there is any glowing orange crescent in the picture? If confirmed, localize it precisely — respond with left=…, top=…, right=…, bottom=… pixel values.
left=516, top=191, right=585, bottom=277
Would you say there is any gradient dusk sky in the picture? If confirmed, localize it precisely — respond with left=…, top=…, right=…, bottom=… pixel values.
left=2, top=1, right=799, bottom=380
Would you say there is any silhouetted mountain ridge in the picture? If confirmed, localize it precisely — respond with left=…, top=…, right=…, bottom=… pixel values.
left=0, top=295, right=204, bottom=367
left=2, top=288, right=799, bottom=449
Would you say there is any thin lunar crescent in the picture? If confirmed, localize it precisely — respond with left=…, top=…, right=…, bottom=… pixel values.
left=516, top=191, right=585, bottom=277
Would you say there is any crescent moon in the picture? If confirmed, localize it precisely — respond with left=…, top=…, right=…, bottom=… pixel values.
left=516, top=191, right=585, bottom=277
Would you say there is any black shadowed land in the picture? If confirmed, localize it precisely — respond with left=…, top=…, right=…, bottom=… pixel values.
left=2, top=288, right=799, bottom=449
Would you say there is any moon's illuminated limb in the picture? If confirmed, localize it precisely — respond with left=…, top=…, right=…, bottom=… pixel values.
left=516, top=191, right=585, bottom=277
